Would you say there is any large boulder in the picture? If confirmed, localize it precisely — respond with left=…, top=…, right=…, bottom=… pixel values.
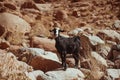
left=30, top=37, right=56, bottom=52
left=87, top=35, right=105, bottom=46
left=80, top=34, right=104, bottom=51
left=45, top=68, right=85, bottom=80
left=18, top=48, right=61, bottom=72
left=0, top=12, right=31, bottom=45
left=0, top=52, right=33, bottom=80
left=30, top=56, right=61, bottom=72
left=97, top=30, right=120, bottom=43
left=27, top=68, right=85, bottom=80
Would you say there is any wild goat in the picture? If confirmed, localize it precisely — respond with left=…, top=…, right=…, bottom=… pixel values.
left=50, top=27, right=81, bottom=70
left=107, top=44, right=120, bottom=61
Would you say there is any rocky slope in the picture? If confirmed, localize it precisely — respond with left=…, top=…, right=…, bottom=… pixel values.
left=0, top=0, right=120, bottom=80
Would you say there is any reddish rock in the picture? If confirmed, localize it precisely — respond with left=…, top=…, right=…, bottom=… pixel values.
left=54, top=10, right=68, bottom=21
left=16, top=48, right=61, bottom=72
left=115, top=78, right=120, bottom=80
left=29, top=56, right=61, bottom=72
left=4, top=2, right=17, bottom=10
left=21, top=1, right=38, bottom=10
left=0, top=40, right=10, bottom=49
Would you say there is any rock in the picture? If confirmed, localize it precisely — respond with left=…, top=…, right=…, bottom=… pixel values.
left=18, top=48, right=61, bottom=72
left=30, top=22, right=49, bottom=37
left=30, top=56, right=61, bottom=72
left=27, top=48, right=45, bottom=56
left=45, top=68, right=85, bottom=80
left=30, top=37, right=56, bottom=52
left=0, top=49, right=7, bottom=53
left=76, top=26, right=95, bottom=36
left=96, top=45, right=110, bottom=58
left=33, top=0, right=45, bottom=3
left=71, top=0, right=80, bottom=2
left=91, top=52, right=107, bottom=67
left=27, top=70, right=47, bottom=80
left=0, top=52, right=33, bottom=80
left=8, top=45, right=23, bottom=57
left=107, top=69, right=120, bottom=79
left=27, top=68, right=85, bottom=80
left=35, top=3, right=52, bottom=11
left=0, top=12, right=31, bottom=45
left=79, top=7, right=88, bottom=12
left=113, top=20, right=120, bottom=30
left=68, top=28, right=83, bottom=36
left=4, top=2, right=17, bottom=10
left=107, top=60, right=115, bottom=68
left=72, top=10, right=81, bottom=17
left=114, top=59, right=120, bottom=68
left=115, top=78, right=120, bottom=80
left=87, top=35, right=105, bottom=46
left=33, top=0, right=55, bottom=3
left=66, top=57, right=76, bottom=67
left=27, top=48, right=59, bottom=62
left=97, top=30, right=120, bottom=43
left=0, top=39, right=10, bottom=49
left=21, top=1, right=38, bottom=10
left=80, top=34, right=104, bottom=51
left=54, top=10, right=68, bottom=21
left=81, top=12, right=89, bottom=17
left=107, top=46, right=120, bottom=62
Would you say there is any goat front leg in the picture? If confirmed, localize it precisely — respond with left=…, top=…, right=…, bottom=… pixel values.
left=73, top=53, right=79, bottom=69
left=60, top=51, right=67, bottom=70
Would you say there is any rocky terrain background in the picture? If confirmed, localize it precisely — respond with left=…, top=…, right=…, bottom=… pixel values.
left=0, top=0, right=120, bottom=80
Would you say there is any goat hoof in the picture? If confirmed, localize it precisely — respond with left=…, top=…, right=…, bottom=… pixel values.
left=63, top=67, right=67, bottom=71
left=74, top=66, right=79, bottom=69
left=63, top=65, right=67, bottom=71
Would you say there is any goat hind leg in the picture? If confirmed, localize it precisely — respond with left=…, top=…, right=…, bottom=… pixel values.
left=73, top=53, right=79, bottom=68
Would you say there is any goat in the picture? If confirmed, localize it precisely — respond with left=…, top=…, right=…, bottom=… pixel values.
left=50, top=27, right=81, bottom=70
